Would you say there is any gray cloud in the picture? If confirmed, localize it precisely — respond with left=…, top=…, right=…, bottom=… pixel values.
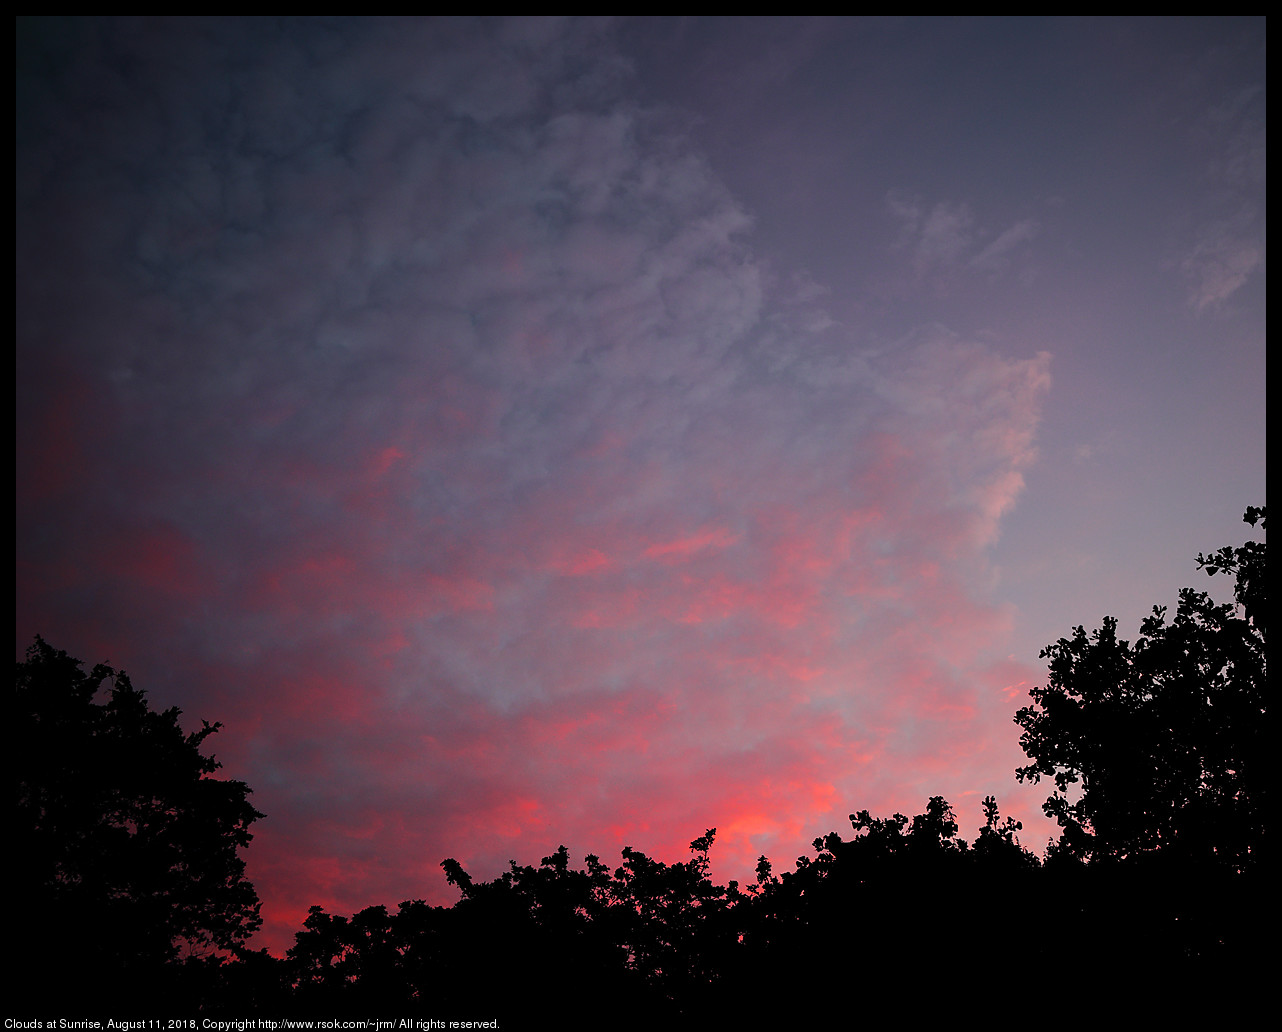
left=887, top=193, right=1040, bottom=286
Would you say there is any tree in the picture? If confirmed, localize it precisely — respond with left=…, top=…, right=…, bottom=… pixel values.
left=971, top=794, right=1036, bottom=867
left=12, top=636, right=264, bottom=1009
left=1014, top=508, right=1267, bottom=869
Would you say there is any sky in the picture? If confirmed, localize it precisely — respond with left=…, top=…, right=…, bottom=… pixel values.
left=16, top=17, right=1266, bottom=955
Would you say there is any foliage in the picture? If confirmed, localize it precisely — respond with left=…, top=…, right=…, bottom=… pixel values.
left=1015, top=508, right=1267, bottom=868
left=283, top=831, right=740, bottom=1021
left=278, top=800, right=1040, bottom=1020
left=12, top=636, right=264, bottom=1009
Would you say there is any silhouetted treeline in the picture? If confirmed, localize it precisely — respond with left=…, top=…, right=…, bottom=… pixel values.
left=12, top=510, right=1265, bottom=1023
left=182, top=795, right=1261, bottom=1023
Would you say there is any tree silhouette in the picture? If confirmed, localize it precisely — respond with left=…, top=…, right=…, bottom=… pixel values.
left=731, top=795, right=1042, bottom=1018
left=1009, top=509, right=1267, bottom=1012
left=1014, top=507, right=1267, bottom=869
left=12, top=636, right=264, bottom=1011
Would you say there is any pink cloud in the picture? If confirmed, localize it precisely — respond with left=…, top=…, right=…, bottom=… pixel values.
left=16, top=19, right=1061, bottom=959
left=643, top=524, right=740, bottom=561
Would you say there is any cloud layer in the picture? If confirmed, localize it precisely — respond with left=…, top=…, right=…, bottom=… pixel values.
left=18, top=18, right=1059, bottom=951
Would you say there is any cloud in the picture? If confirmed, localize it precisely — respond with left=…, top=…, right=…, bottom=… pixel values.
left=916, top=202, right=975, bottom=270
left=887, top=193, right=1039, bottom=284
left=1180, top=225, right=1263, bottom=311
left=18, top=18, right=1052, bottom=952
left=1173, top=69, right=1265, bottom=311
left=969, top=219, right=1040, bottom=275
left=888, top=195, right=974, bottom=276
